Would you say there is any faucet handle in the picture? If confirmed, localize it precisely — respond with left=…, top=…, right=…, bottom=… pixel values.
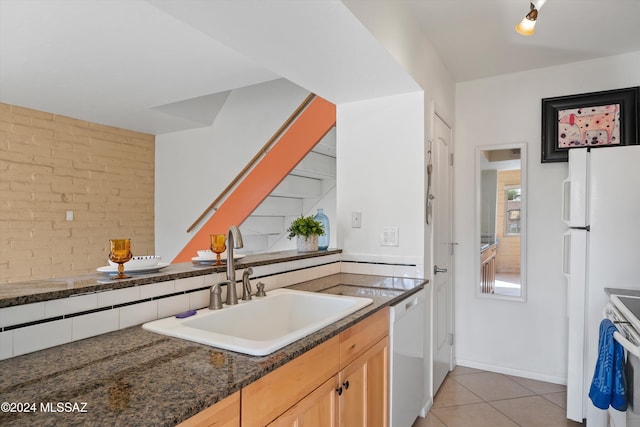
left=255, top=282, right=267, bottom=297
left=209, top=281, right=226, bottom=310
left=242, top=267, right=254, bottom=301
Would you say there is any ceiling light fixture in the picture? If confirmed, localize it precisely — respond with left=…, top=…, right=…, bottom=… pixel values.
left=515, top=0, right=547, bottom=36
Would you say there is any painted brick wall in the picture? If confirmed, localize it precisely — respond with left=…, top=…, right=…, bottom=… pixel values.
left=0, top=103, right=155, bottom=283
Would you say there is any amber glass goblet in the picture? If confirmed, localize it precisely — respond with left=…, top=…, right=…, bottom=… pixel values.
left=210, top=234, right=226, bottom=265
left=109, top=239, right=133, bottom=279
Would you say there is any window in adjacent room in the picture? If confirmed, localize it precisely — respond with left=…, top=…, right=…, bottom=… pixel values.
left=505, top=186, right=521, bottom=235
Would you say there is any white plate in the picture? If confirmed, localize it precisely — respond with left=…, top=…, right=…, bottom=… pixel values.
left=108, top=255, right=161, bottom=269
left=97, top=262, right=170, bottom=274
left=191, top=253, right=246, bottom=262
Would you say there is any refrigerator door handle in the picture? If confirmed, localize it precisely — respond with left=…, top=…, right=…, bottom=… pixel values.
left=561, top=177, right=571, bottom=225
left=562, top=230, right=571, bottom=278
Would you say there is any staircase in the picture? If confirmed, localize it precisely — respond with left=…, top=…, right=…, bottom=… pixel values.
left=239, top=127, right=336, bottom=253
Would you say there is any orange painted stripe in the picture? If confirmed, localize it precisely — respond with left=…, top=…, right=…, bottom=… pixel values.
left=172, top=96, right=336, bottom=263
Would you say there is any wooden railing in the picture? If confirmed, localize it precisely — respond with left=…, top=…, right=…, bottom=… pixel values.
left=481, top=243, right=496, bottom=294
left=186, top=93, right=316, bottom=233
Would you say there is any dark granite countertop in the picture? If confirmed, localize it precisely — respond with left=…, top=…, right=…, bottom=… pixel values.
left=0, top=249, right=342, bottom=308
left=0, top=273, right=426, bottom=427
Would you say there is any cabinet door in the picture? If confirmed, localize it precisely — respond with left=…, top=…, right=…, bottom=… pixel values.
left=269, top=375, right=339, bottom=427
left=242, top=336, right=340, bottom=426
left=177, top=391, right=240, bottom=427
left=339, top=337, right=389, bottom=427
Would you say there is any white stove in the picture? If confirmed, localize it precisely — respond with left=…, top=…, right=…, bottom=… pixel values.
left=606, top=293, right=640, bottom=427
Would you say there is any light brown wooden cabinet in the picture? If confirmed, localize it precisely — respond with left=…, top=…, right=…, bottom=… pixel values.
left=338, top=336, right=389, bottom=427
left=263, top=308, right=389, bottom=427
left=180, top=308, right=390, bottom=427
left=177, top=391, right=240, bottom=427
left=269, top=334, right=389, bottom=427
left=268, top=375, right=340, bottom=426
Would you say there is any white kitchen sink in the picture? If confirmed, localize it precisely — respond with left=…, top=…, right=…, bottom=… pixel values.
left=142, top=288, right=373, bottom=356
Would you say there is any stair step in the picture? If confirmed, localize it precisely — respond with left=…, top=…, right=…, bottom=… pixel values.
left=291, top=152, right=336, bottom=180
left=252, top=196, right=302, bottom=216
left=241, top=125, right=336, bottom=254
left=311, top=127, right=336, bottom=158
left=272, top=175, right=322, bottom=198
left=240, top=216, right=285, bottom=236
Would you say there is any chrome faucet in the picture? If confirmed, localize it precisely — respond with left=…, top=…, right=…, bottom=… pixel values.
left=225, top=225, right=243, bottom=305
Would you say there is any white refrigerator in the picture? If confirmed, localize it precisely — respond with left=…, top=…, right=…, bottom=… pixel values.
left=563, top=145, right=640, bottom=425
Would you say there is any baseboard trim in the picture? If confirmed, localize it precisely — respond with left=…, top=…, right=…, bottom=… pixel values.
left=455, top=359, right=566, bottom=385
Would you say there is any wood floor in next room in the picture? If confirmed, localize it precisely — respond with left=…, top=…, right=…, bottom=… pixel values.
left=413, top=366, right=584, bottom=427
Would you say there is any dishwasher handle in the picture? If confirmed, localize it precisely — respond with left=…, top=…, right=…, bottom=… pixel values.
left=391, top=289, right=425, bottom=322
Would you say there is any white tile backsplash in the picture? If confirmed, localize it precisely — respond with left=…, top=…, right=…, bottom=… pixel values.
left=72, top=309, right=119, bottom=341
left=13, top=318, right=72, bottom=357
left=97, top=286, right=140, bottom=308
left=0, top=330, right=13, bottom=360
left=175, top=275, right=206, bottom=292
left=0, top=302, right=45, bottom=328
left=341, top=262, right=396, bottom=276
left=119, top=300, right=157, bottom=329
left=157, top=294, right=190, bottom=318
left=45, top=293, right=98, bottom=318
left=189, top=289, right=210, bottom=310
left=3, top=256, right=348, bottom=359
left=140, top=280, right=175, bottom=299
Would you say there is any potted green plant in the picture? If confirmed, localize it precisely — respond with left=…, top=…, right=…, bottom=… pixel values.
left=286, top=215, right=326, bottom=252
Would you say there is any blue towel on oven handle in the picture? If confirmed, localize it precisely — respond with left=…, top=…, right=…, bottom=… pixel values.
left=589, top=319, right=628, bottom=411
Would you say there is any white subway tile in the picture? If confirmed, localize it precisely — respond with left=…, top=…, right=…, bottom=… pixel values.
left=45, top=293, right=98, bottom=318
left=97, top=286, right=140, bottom=308
left=287, top=270, right=309, bottom=287
left=392, top=265, right=423, bottom=279
left=13, top=318, right=72, bottom=357
left=139, top=281, right=175, bottom=299
left=254, top=263, right=280, bottom=277
left=175, top=276, right=206, bottom=292
left=72, top=309, right=119, bottom=341
left=189, top=290, right=210, bottom=310
left=0, top=302, right=45, bottom=328
left=119, top=300, right=157, bottom=329
left=340, top=262, right=376, bottom=275
left=157, top=294, right=190, bottom=318
left=0, top=330, right=13, bottom=360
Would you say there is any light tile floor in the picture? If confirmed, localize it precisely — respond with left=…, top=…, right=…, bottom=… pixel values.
left=413, top=366, right=585, bottom=427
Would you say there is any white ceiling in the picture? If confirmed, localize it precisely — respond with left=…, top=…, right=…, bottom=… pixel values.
left=1, top=0, right=639, bottom=135
left=401, top=0, right=640, bottom=82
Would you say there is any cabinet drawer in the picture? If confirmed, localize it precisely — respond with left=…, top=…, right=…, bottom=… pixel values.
left=241, top=336, right=340, bottom=426
left=339, top=307, right=389, bottom=368
left=178, top=391, right=240, bottom=427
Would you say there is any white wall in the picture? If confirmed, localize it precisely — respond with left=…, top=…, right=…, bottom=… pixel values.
left=155, top=79, right=309, bottom=261
left=454, top=51, right=640, bottom=382
left=341, top=0, right=455, bottom=278
left=336, top=91, right=425, bottom=274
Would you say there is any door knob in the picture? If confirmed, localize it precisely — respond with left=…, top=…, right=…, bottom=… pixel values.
left=434, top=265, right=448, bottom=274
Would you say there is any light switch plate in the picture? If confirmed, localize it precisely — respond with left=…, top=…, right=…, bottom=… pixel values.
left=351, top=212, right=362, bottom=228
left=380, top=227, right=399, bottom=246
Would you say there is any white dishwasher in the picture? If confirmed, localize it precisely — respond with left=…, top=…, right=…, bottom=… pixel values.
left=389, top=288, right=426, bottom=427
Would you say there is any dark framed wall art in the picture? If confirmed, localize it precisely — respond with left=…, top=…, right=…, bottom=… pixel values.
left=541, top=87, right=639, bottom=163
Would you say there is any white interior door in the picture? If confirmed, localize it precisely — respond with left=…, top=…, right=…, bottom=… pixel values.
left=432, top=115, right=454, bottom=394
